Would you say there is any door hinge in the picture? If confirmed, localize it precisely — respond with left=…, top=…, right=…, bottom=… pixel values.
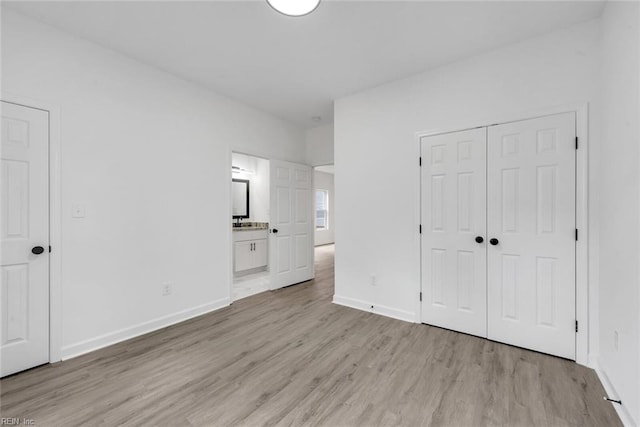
left=419, top=292, right=422, bottom=302
left=575, top=320, right=579, bottom=333
left=575, top=136, right=579, bottom=149
left=575, top=229, right=578, bottom=241
left=419, top=224, right=422, bottom=234
left=419, top=157, right=422, bottom=167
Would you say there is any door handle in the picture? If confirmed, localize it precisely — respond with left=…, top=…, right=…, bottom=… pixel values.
left=489, top=238, right=499, bottom=246
left=475, top=236, right=484, bottom=244
left=272, top=229, right=278, bottom=234
left=31, top=246, right=45, bottom=255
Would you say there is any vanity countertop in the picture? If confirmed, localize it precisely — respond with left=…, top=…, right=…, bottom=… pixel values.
left=232, top=222, right=269, bottom=231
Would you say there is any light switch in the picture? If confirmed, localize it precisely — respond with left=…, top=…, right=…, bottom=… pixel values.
left=72, top=203, right=86, bottom=218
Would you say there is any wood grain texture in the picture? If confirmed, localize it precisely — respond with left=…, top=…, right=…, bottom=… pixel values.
left=0, top=245, right=620, bottom=426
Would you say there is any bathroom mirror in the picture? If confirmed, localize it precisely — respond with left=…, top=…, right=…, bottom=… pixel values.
left=232, top=179, right=250, bottom=219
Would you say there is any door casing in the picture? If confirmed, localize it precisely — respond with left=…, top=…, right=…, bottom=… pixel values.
left=1, top=92, right=63, bottom=364
left=415, top=103, right=590, bottom=366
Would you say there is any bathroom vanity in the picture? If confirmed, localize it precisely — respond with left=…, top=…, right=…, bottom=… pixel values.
left=233, top=223, right=268, bottom=274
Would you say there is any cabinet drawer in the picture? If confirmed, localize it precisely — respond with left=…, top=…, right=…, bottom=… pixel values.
left=233, top=229, right=268, bottom=242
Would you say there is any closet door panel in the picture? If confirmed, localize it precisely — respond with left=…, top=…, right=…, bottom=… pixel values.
left=421, top=128, right=487, bottom=338
left=487, top=112, right=576, bottom=359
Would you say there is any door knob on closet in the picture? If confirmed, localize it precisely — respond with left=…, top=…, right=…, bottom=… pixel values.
left=489, top=238, right=499, bottom=246
left=475, top=236, right=484, bottom=244
left=272, top=229, right=279, bottom=234
left=31, top=246, right=45, bottom=255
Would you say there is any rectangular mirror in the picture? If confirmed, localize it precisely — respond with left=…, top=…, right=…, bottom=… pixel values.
left=232, top=178, right=250, bottom=219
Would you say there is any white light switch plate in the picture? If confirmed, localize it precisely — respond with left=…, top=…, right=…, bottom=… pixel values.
left=72, top=203, right=86, bottom=218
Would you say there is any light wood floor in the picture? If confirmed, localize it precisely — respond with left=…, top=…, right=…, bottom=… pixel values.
left=1, top=244, right=620, bottom=426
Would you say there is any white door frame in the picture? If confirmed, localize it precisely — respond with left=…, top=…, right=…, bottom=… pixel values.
left=1, top=92, right=63, bottom=364
left=415, top=103, right=589, bottom=366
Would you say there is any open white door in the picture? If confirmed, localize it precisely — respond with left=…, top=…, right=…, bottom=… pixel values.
left=420, top=128, right=488, bottom=337
left=487, top=112, right=576, bottom=359
left=269, top=159, right=314, bottom=289
left=1, top=101, right=50, bottom=377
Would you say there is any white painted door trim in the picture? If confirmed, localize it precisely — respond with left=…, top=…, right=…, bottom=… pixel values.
left=415, top=103, right=589, bottom=366
left=1, top=91, right=63, bottom=364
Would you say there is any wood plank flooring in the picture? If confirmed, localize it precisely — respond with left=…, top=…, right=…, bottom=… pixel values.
left=0, top=244, right=621, bottom=426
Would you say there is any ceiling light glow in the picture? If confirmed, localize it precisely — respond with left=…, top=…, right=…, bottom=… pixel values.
left=267, top=0, right=320, bottom=17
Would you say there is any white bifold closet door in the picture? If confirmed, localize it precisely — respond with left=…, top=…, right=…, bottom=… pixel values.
left=421, top=112, right=576, bottom=360
left=421, top=128, right=487, bottom=338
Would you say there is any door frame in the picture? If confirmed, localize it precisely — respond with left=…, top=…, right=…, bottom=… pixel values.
left=1, top=92, right=63, bottom=364
left=415, top=103, right=589, bottom=366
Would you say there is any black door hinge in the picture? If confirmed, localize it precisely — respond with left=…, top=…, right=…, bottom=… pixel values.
left=575, top=136, right=579, bottom=149
left=575, top=229, right=578, bottom=241
left=575, top=320, right=579, bottom=333
left=419, top=224, right=422, bottom=234
left=419, top=157, right=422, bottom=166
left=419, top=292, right=422, bottom=302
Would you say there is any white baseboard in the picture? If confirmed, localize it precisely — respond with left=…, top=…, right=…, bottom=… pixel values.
left=332, top=295, right=415, bottom=323
left=61, top=297, right=231, bottom=360
left=592, top=358, right=637, bottom=426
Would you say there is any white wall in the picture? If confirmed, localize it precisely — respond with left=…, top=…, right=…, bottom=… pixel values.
left=334, top=21, right=602, bottom=349
left=314, top=170, right=335, bottom=246
left=232, top=153, right=270, bottom=223
left=305, top=123, right=334, bottom=166
left=598, top=2, right=640, bottom=424
left=1, top=10, right=305, bottom=358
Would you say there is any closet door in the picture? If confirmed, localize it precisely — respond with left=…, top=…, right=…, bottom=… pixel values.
left=487, top=112, right=576, bottom=359
left=420, top=128, right=487, bottom=338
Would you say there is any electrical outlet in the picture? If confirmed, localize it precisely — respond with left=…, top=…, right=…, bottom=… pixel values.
left=162, top=282, right=172, bottom=296
left=370, top=275, right=377, bottom=286
left=614, top=330, right=619, bottom=351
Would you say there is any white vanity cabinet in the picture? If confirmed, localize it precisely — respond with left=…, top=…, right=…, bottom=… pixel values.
left=233, top=229, right=268, bottom=273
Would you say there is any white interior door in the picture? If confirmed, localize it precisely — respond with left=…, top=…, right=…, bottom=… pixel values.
left=1, top=101, right=50, bottom=377
left=421, top=128, right=487, bottom=337
left=269, top=160, right=314, bottom=289
left=487, top=112, right=576, bottom=359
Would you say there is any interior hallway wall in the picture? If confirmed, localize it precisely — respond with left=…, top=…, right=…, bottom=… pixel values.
left=598, top=2, right=640, bottom=424
left=306, top=123, right=334, bottom=166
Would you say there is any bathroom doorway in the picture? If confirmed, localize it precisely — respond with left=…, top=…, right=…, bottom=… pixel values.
left=231, top=152, right=270, bottom=300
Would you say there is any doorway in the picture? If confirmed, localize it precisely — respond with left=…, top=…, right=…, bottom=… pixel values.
left=313, top=165, right=334, bottom=247
left=231, top=152, right=271, bottom=300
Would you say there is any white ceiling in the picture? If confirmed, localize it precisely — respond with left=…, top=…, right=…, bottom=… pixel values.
left=5, top=1, right=604, bottom=128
